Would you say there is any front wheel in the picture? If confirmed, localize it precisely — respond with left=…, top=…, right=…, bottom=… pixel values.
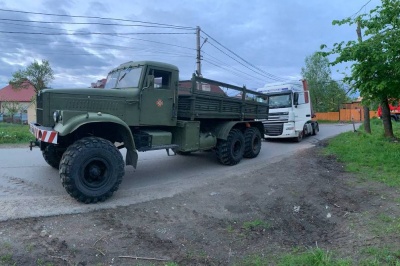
left=294, top=131, right=304, bottom=142
left=216, top=129, right=245, bottom=166
left=59, top=137, right=125, bottom=203
left=244, top=127, right=262, bottom=158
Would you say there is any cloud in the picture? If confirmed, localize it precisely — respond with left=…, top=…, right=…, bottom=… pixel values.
left=0, top=0, right=381, bottom=89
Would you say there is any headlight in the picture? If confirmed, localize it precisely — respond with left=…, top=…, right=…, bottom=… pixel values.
left=53, top=110, right=61, bottom=123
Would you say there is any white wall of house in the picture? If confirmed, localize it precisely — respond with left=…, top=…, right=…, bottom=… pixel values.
left=27, top=102, right=36, bottom=123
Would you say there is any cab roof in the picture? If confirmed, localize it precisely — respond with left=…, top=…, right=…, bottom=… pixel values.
left=108, top=60, right=179, bottom=73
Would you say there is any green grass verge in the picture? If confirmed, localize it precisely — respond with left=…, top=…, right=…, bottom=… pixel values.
left=236, top=247, right=400, bottom=266
left=325, top=118, right=400, bottom=187
left=0, top=123, right=32, bottom=144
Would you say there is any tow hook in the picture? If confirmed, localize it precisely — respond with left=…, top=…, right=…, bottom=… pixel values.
left=29, top=140, right=39, bottom=151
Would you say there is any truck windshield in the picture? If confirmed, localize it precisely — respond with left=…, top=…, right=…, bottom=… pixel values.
left=104, top=67, right=142, bottom=89
left=268, top=94, right=292, bottom=109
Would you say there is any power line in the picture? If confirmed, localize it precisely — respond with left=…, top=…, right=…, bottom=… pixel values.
left=0, top=8, right=195, bottom=30
left=201, top=30, right=287, bottom=82
left=0, top=18, right=194, bottom=30
left=0, top=30, right=193, bottom=36
left=351, top=0, right=372, bottom=18
left=205, top=39, right=286, bottom=82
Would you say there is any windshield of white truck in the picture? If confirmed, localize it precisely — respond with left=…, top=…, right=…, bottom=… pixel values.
left=268, top=94, right=292, bottom=109
left=104, top=67, right=142, bottom=89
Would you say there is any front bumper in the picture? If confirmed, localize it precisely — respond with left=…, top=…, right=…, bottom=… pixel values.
left=29, top=123, right=58, bottom=144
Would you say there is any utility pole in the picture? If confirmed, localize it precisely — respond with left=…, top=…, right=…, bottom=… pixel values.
left=196, top=26, right=202, bottom=77
left=356, top=20, right=371, bottom=134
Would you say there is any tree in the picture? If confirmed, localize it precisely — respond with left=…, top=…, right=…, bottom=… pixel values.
left=1, top=100, right=22, bottom=123
left=301, top=52, right=349, bottom=112
left=321, top=0, right=400, bottom=138
left=9, top=59, right=54, bottom=94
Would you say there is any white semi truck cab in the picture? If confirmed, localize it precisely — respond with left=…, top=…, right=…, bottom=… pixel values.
left=257, top=80, right=319, bottom=142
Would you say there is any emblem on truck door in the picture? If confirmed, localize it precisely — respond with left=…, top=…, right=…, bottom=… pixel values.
left=156, top=99, right=164, bottom=107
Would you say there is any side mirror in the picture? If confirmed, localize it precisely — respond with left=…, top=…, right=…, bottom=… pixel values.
left=293, top=92, right=299, bottom=107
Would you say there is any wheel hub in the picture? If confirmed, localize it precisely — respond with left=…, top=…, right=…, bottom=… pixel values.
left=88, top=164, right=102, bottom=179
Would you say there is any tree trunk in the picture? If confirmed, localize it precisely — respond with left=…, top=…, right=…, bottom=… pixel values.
left=380, top=97, right=395, bottom=138
left=363, top=105, right=371, bottom=134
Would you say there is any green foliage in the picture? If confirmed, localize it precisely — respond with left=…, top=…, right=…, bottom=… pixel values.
left=321, top=0, right=400, bottom=137
left=9, top=59, right=54, bottom=93
left=360, top=247, right=400, bottom=265
left=301, top=52, right=349, bottom=112
left=278, top=248, right=351, bottom=266
left=0, top=123, right=32, bottom=144
left=325, top=119, right=400, bottom=187
left=0, top=253, right=16, bottom=265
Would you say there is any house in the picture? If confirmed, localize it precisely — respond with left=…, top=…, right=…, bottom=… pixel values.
left=91, top=78, right=107, bottom=88
left=0, top=83, right=36, bottom=123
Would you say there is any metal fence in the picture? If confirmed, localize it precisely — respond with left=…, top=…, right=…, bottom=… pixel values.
left=0, top=113, right=28, bottom=124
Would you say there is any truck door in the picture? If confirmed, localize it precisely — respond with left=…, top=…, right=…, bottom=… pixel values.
left=294, top=91, right=312, bottom=121
left=139, top=68, right=176, bottom=126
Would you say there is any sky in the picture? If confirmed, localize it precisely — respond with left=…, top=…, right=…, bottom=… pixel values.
left=0, top=0, right=381, bottom=90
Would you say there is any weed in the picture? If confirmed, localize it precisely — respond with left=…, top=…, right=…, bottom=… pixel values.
left=242, top=219, right=270, bottom=231
left=360, top=247, right=400, bottom=265
left=0, top=254, right=16, bottom=265
left=278, top=248, right=351, bottom=266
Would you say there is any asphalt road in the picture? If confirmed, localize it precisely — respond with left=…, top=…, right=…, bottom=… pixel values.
left=0, top=123, right=358, bottom=221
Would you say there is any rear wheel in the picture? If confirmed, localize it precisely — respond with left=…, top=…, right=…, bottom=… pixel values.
left=42, top=144, right=63, bottom=169
left=216, top=129, right=245, bottom=166
left=244, top=127, right=262, bottom=158
left=312, top=123, right=319, bottom=135
left=59, top=137, right=125, bottom=203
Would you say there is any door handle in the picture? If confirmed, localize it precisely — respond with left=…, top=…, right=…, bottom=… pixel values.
left=126, top=100, right=138, bottom=104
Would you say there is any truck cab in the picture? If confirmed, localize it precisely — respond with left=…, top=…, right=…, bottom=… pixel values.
left=257, top=81, right=318, bottom=142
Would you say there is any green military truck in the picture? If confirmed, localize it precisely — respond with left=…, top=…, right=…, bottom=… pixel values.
left=29, top=61, right=269, bottom=203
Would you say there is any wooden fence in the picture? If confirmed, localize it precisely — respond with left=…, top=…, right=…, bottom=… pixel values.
left=315, top=110, right=378, bottom=122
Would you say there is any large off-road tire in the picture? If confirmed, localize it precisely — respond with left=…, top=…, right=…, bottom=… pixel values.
left=42, top=144, right=63, bottom=169
left=243, top=127, right=262, bottom=158
left=216, top=129, right=245, bottom=166
left=59, top=137, right=125, bottom=203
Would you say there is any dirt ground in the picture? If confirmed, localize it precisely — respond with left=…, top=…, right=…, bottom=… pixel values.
left=0, top=141, right=399, bottom=266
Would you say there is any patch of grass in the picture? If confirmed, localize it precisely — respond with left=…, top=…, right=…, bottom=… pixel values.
left=0, top=253, right=16, bottom=265
left=242, top=219, right=270, bottom=231
left=325, top=118, right=400, bottom=187
left=360, top=247, right=400, bottom=265
left=370, top=213, right=400, bottom=236
left=0, top=123, right=32, bottom=144
left=277, top=248, right=351, bottom=266
left=165, top=262, right=179, bottom=266
left=237, top=249, right=351, bottom=266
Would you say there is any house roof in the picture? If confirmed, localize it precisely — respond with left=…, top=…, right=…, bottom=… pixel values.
left=0, top=83, right=36, bottom=102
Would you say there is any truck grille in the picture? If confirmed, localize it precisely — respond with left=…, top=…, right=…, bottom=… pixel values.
left=267, top=112, right=289, bottom=122
left=263, top=122, right=283, bottom=136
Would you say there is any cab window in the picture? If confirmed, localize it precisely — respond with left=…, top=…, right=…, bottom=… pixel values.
left=151, top=69, right=171, bottom=89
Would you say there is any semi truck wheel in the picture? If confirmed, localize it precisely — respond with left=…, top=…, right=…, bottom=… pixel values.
left=42, top=144, right=63, bottom=169
left=294, top=131, right=303, bottom=142
left=244, top=127, right=262, bottom=158
left=59, top=137, right=124, bottom=203
left=216, top=129, right=245, bottom=166
left=312, top=123, right=319, bottom=135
